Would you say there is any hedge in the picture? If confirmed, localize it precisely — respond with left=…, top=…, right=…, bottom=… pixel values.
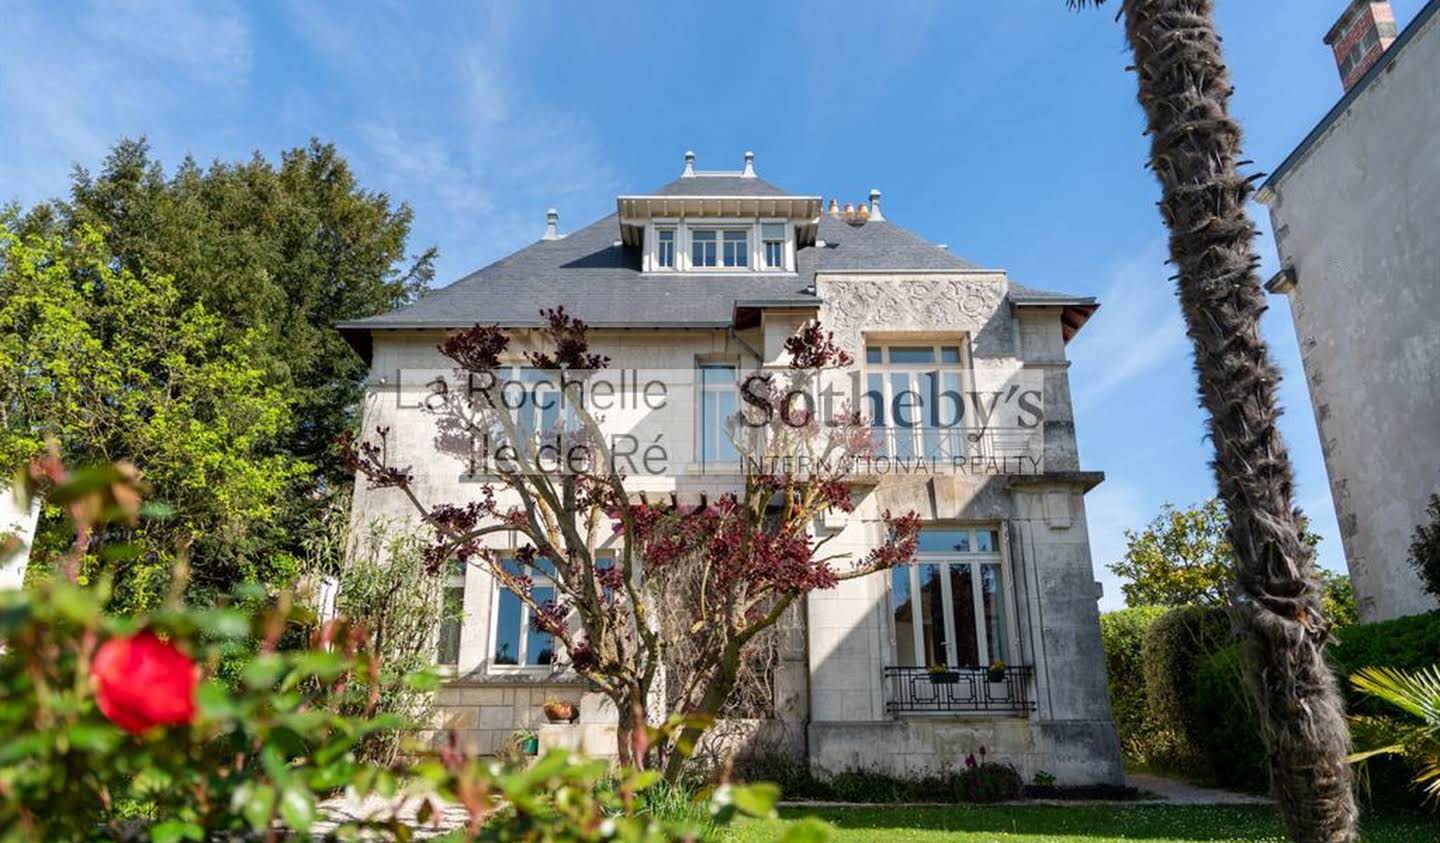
left=1188, top=610, right=1440, bottom=808
left=1098, top=606, right=1168, bottom=755
left=1140, top=605, right=1235, bottom=768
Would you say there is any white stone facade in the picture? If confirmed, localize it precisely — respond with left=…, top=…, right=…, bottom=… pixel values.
left=344, top=164, right=1121, bottom=784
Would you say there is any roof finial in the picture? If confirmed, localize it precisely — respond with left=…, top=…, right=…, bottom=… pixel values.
left=682, top=150, right=696, bottom=178
left=542, top=208, right=560, bottom=240
left=742, top=150, right=755, bottom=178
left=868, top=188, right=885, bottom=222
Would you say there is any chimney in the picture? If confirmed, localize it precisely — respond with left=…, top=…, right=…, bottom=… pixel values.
left=827, top=198, right=840, bottom=217
left=868, top=188, right=885, bottom=222
left=742, top=150, right=756, bottom=178
left=682, top=150, right=696, bottom=177
left=542, top=208, right=560, bottom=241
left=1325, top=0, right=1398, bottom=92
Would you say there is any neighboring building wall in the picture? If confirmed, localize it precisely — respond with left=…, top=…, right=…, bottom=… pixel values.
left=0, top=491, right=39, bottom=590
left=1260, top=7, right=1440, bottom=621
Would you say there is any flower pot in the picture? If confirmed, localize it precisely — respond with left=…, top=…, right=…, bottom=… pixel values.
left=520, top=735, right=539, bottom=755
left=543, top=701, right=578, bottom=723
left=929, top=671, right=960, bottom=685
left=987, top=668, right=1006, bottom=683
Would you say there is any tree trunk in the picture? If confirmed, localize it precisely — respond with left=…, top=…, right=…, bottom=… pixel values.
left=1115, top=1, right=1357, bottom=840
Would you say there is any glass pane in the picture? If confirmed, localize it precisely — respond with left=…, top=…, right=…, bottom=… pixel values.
left=866, top=372, right=886, bottom=455
left=918, top=529, right=970, bottom=554
left=526, top=585, right=557, bottom=665
left=761, top=222, right=785, bottom=240
left=888, top=346, right=935, bottom=364
left=701, top=364, right=735, bottom=387
left=493, top=587, right=522, bottom=665
left=693, top=230, right=716, bottom=241
left=941, top=346, right=962, bottom=364
left=948, top=564, right=980, bottom=666
left=865, top=347, right=883, bottom=364
left=715, top=390, right=738, bottom=461
left=976, top=529, right=999, bottom=553
left=917, top=564, right=945, bottom=667
left=981, top=563, right=1009, bottom=664
left=436, top=585, right=464, bottom=666
left=891, top=568, right=918, bottom=665
left=920, top=371, right=942, bottom=459
left=890, top=373, right=916, bottom=458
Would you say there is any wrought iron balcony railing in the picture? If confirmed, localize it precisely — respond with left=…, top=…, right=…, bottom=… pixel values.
left=866, top=426, right=1042, bottom=465
left=883, top=665, right=1036, bottom=716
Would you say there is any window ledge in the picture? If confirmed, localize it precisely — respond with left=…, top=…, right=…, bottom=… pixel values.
left=445, top=668, right=591, bottom=687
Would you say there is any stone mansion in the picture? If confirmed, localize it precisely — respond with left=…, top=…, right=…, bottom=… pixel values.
left=338, top=152, right=1122, bottom=784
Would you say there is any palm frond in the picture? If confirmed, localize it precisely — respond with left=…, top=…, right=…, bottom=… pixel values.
left=1066, top=0, right=1108, bottom=8
left=1351, top=665, right=1440, bottom=724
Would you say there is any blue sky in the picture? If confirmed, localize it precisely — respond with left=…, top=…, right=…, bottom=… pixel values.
left=4, top=0, right=1424, bottom=609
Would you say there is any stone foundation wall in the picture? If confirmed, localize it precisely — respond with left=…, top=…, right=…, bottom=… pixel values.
left=808, top=717, right=1122, bottom=786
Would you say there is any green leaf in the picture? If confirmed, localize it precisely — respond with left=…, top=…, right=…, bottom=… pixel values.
left=190, top=608, right=251, bottom=639
left=289, top=650, right=347, bottom=683
left=403, top=667, right=442, bottom=692
left=243, top=654, right=286, bottom=689
left=278, top=786, right=316, bottom=833
left=623, top=769, right=662, bottom=793
left=139, top=499, right=175, bottom=520
left=148, top=819, right=204, bottom=843
left=243, top=783, right=277, bottom=832
left=778, top=818, right=835, bottom=843
left=729, top=782, right=780, bottom=818
left=195, top=680, right=236, bottom=719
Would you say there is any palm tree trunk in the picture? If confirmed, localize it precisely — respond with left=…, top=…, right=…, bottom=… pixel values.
left=1075, top=1, right=1359, bottom=840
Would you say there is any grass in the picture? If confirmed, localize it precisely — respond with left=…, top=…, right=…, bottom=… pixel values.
left=727, top=805, right=1438, bottom=843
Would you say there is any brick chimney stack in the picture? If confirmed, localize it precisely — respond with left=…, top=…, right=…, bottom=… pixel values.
left=1325, top=0, right=1399, bottom=92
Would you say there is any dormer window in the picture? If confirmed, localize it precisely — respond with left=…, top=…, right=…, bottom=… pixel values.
left=722, top=230, right=749, bottom=268
left=762, top=223, right=785, bottom=269
left=656, top=228, right=675, bottom=268
left=692, top=230, right=717, bottom=267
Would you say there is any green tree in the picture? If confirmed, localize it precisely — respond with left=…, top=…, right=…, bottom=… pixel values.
left=1070, top=1, right=1358, bottom=839
left=44, top=138, right=432, bottom=522
left=1407, top=494, right=1440, bottom=600
left=1111, top=500, right=1347, bottom=620
left=0, top=209, right=301, bottom=607
left=1110, top=500, right=1234, bottom=607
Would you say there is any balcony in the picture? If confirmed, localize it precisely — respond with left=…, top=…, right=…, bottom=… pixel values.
left=883, top=665, right=1036, bottom=716
left=861, top=426, right=1043, bottom=473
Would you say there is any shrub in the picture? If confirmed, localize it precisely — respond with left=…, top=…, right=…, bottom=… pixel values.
left=1189, top=644, right=1268, bottom=793
left=1140, top=605, right=1234, bottom=769
left=1099, top=606, right=1168, bottom=761
left=1332, top=610, right=1440, bottom=681
left=1408, top=494, right=1440, bottom=600
left=954, top=762, right=1023, bottom=803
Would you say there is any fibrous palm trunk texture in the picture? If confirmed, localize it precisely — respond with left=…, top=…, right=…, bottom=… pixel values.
left=1073, top=1, right=1360, bottom=840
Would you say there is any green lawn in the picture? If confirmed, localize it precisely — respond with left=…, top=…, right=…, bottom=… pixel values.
left=729, top=805, right=1438, bottom=843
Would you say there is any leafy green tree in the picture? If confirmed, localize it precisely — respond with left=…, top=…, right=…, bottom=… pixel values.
left=1110, top=500, right=1235, bottom=607
left=0, top=209, right=301, bottom=607
left=41, top=137, right=433, bottom=527
left=1408, top=494, right=1440, bottom=600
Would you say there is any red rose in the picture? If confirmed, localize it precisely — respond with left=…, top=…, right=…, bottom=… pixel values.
left=92, top=630, right=198, bottom=734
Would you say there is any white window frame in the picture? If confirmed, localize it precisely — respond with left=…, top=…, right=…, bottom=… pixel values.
left=655, top=227, right=676, bottom=269
left=487, top=557, right=559, bottom=673
left=761, top=221, right=787, bottom=270
left=889, top=526, right=1012, bottom=669
left=863, top=342, right=973, bottom=459
left=696, top=361, right=740, bottom=465
left=435, top=561, right=466, bottom=671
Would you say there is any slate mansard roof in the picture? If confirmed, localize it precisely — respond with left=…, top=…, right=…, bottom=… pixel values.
left=338, top=171, right=1097, bottom=357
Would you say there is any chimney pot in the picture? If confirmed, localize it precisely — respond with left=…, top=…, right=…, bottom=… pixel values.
left=868, top=188, right=885, bottom=222
left=856, top=203, right=870, bottom=222
left=543, top=208, right=560, bottom=240
left=827, top=198, right=840, bottom=217
left=682, top=150, right=696, bottom=177
left=742, top=151, right=756, bottom=177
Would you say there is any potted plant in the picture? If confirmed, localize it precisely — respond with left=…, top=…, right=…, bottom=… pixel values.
left=987, top=659, right=1007, bottom=683
left=928, top=663, right=960, bottom=685
left=543, top=697, right=579, bottom=723
left=512, top=728, right=539, bottom=756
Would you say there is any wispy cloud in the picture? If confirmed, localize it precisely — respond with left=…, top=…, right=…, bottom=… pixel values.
left=81, top=0, right=252, bottom=82
left=1069, top=240, right=1189, bottom=406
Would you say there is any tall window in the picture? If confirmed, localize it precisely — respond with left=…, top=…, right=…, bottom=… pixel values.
left=891, top=527, right=1008, bottom=668
left=436, top=559, right=465, bottom=667
left=698, top=364, right=739, bottom=463
left=722, top=230, right=748, bottom=268
left=656, top=228, right=675, bottom=268
left=492, top=557, right=557, bottom=667
left=691, top=230, right=717, bottom=267
left=864, top=344, right=967, bottom=459
left=761, top=223, right=786, bottom=269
